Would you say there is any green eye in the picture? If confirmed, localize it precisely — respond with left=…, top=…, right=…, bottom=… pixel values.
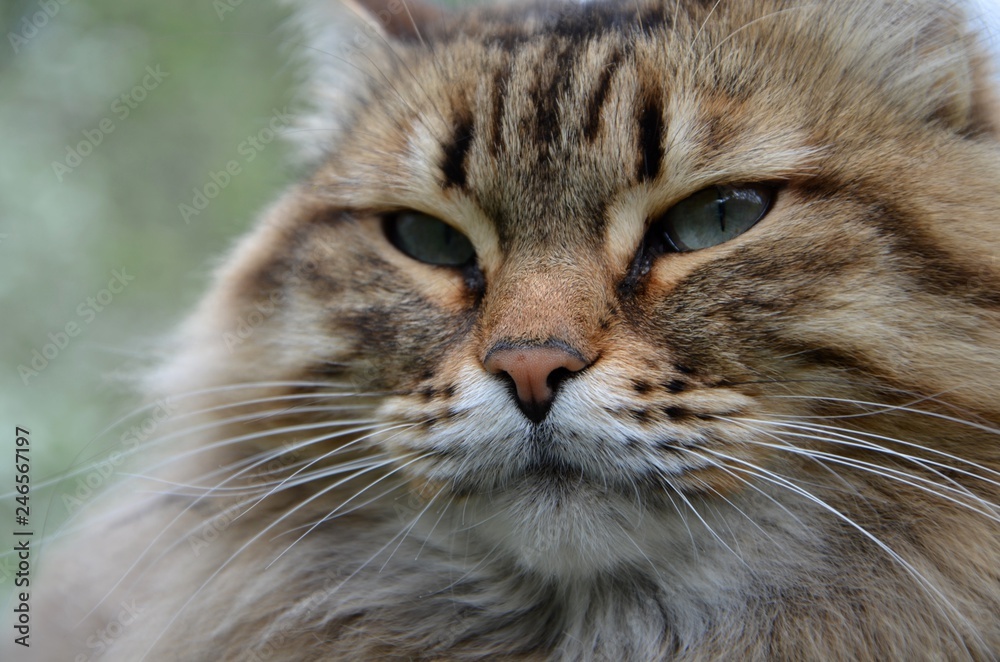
left=385, top=212, right=476, bottom=266
left=659, top=185, right=773, bottom=252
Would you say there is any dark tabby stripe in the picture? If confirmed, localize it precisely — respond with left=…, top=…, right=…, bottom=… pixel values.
left=442, top=110, right=475, bottom=189
left=533, top=41, right=578, bottom=149
left=584, top=48, right=624, bottom=143
left=489, top=65, right=511, bottom=155
left=637, top=91, right=665, bottom=181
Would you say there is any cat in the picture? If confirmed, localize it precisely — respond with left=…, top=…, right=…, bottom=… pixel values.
left=26, top=0, right=1000, bottom=659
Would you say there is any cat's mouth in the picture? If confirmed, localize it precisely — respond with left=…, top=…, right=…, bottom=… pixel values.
left=438, top=426, right=697, bottom=502
left=523, top=454, right=585, bottom=484
left=385, top=375, right=747, bottom=502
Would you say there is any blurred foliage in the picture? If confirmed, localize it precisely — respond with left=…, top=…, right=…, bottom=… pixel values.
left=0, top=0, right=297, bottom=588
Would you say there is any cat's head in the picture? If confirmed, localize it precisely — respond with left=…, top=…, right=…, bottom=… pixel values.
left=160, top=0, right=1000, bottom=579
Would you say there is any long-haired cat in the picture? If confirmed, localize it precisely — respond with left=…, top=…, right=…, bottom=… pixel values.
left=28, top=0, right=1000, bottom=659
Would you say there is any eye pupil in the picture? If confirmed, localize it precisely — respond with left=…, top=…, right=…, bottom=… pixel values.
left=385, top=212, right=476, bottom=267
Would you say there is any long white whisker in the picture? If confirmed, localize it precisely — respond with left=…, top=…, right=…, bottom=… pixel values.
left=234, top=421, right=418, bottom=522
left=725, top=418, right=1000, bottom=518
left=55, top=418, right=383, bottom=540
left=267, top=451, right=430, bottom=569
left=686, top=472, right=774, bottom=543
left=379, top=482, right=450, bottom=572
left=136, top=451, right=426, bottom=660
left=699, top=447, right=978, bottom=645
left=675, top=448, right=809, bottom=533
left=689, top=0, right=723, bottom=56
left=28, top=398, right=377, bottom=504
left=666, top=481, right=747, bottom=567
left=733, top=429, right=1000, bottom=523
left=744, top=416, right=1000, bottom=483
left=612, top=519, right=665, bottom=584
left=276, top=482, right=409, bottom=538
left=415, top=493, right=456, bottom=561
left=6, top=388, right=374, bottom=498
left=74, top=422, right=398, bottom=623
left=767, top=394, right=1000, bottom=435
left=122, top=453, right=390, bottom=498
left=115, top=453, right=398, bottom=589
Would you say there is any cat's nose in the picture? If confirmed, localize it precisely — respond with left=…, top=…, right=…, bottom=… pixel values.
left=483, top=343, right=589, bottom=423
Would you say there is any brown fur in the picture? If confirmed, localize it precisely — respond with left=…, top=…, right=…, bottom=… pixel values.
left=28, top=0, right=1000, bottom=659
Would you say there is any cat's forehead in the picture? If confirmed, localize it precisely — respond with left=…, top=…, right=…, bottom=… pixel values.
left=310, top=0, right=926, bottom=255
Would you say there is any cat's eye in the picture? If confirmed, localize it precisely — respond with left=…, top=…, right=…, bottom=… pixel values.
left=384, top=212, right=476, bottom=266
left=656, top=185, right=773, bottom=252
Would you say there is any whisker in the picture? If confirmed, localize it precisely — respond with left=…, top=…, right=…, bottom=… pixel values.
left=234, top=421, right=418, bottom=522
left=744, top=416, right=1000, bottom=483
left=726, top=417, right=1000, bottom=519
left=685, top=472, right=775, bottom=543
left=56, top=418, right=383, bottom=538
left=415, top=492, right=456, bottom=561
left=136, top=450, right=427, bottom=659
left=665, top=480, right=747, bottom=567
left=660, top=486, right=698, bottom=559
left=138, top=416, right=381, bottom=480
left=379, top=482, right=450, bottom=572
left=267, top=449, right=429, bottom=568
left=122, top=453, right=391, bottom=498
left=10, top=390, right=381, bottom=498
left=74, top=421, right=402, bottom=623
left=275, top=481, right=409, bottom=538
left=698, top=447, right=979, bottom=644
left=696, top=4, right=819, bottom=75
left=689, top=0, right=724, bottom=57
left=612, top=519, right=665, bottom=584
left=728, top=421, right=1000, bottom=523
left=84, top=454, right=399, bottom=631
left=767, top=394, right=1000, bottom=435
left=726, top=416, right=1000, bottom=511
left=679, top=449, right=810, bottom=533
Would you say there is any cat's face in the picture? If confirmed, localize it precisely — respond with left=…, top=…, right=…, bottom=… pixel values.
left=173, top=0, right=1000, bottom=579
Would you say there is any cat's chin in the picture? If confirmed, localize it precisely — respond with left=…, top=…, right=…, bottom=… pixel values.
left=455, top=475, right=694, bottom=579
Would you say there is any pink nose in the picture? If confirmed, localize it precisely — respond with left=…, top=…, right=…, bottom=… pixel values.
left=483, top=344, right=588, bottom=423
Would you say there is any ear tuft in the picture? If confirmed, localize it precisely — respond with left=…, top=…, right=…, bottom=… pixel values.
left=279, top=0, right=444, bottom=167
left=344, top=0, right=439, bottom=41
left=882, top=2, right=1000, bottom=136
left=963, top=31, right=1000, bottom=135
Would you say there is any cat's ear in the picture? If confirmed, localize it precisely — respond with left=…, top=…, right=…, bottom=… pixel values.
left=281, top=0, right=442, bottom=166
left=882, top=5, right=1000, bottom=136
left=343, top=0, right=439, bottom=41
left=957, top=38, right=1000, bottom=136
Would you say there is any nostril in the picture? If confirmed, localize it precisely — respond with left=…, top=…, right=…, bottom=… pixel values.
left=483, top=341, right=590, bottom=423
left=546, top=366, right=574, bottom=391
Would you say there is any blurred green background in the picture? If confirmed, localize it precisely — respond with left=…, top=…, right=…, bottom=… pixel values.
left=0, top=0, right=298, bottom=587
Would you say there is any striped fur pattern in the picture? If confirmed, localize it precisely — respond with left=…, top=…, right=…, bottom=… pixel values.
left=33, top=0, right=1000, bottom=659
